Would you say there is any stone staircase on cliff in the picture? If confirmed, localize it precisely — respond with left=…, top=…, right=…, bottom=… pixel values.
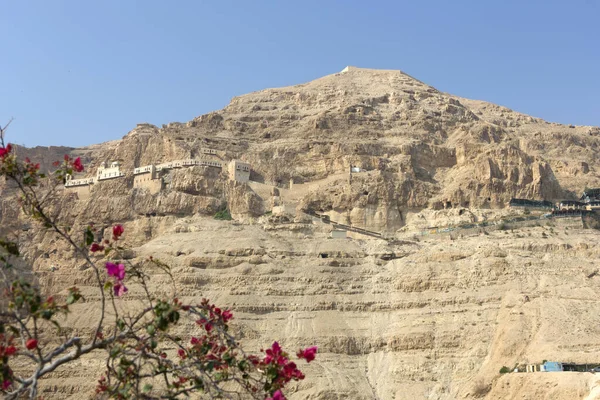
left=303, top=209, right=386, bottom=240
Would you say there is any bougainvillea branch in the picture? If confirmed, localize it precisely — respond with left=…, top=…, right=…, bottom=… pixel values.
left=0, top=122, right=316, bottom=399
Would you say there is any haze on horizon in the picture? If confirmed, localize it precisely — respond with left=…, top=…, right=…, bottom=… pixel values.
left=1, top=0, right=599, bottom=148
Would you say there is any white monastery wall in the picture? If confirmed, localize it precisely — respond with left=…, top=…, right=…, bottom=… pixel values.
left=66, top=156, right=240, bottom=199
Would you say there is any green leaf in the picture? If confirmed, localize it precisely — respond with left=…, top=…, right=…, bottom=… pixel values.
left=146, top=324, right=156, bottom=336
left=84, top=228, right=94, bottom=246
left=143, top=384, right=153, bottom=393
left=169, top=311, right=180, bottom=324
left=116, top=319, right=126, bottom=331
left=206, top=361, right=215, bottom=372
left=66, top=287, right=82, bottom=305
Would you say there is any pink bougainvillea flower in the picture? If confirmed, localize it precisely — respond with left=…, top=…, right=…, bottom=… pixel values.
left=222, top=310, right=233, bottom=322
left=178, top=349, right=186, bottom=359
left=105, top=262, right=118, bottom=276
left=283, top=361, right=305, bottom=380
left=270, top=341, right=282, bottom=355
left=297, top=346, right=318, bottom=363
left=72, top=157, right=84, bottom=172
left=0, top=143, right=12, bottom=158
left=264, top=341, right=282, bottom=364
left=195, top=318, right=213, bottom=332
left=267, top=390, right=286, bottom=400
left=2, top=379, right=11, bottom=390
left=5, top=345, right=17, bottom=356
left=115, top=264, right=125, bottom=280
left=105, top=262, right=125, bottom=280
left=90, top=243, right=104, bottom=253
left=112, top=224, right=124, bottom=240
left=113, top=282, right=128, bottom=297
left=106, top=262, right=127, bottom=296
left=190, top=337, right=200, bottom=345
left=25, top=338, right=38, bottom=350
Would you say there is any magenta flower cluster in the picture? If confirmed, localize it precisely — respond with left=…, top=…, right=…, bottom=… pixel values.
left=106, top=262, right=127, bottom=296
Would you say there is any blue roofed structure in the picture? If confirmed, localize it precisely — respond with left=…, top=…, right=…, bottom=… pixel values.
left=542, top=362, right=563, bottom=372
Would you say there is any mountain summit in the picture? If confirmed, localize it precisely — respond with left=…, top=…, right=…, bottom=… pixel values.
left=82, top=66, right=598, bottom=231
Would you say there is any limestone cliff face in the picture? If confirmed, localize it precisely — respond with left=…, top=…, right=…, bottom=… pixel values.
left=4, top=67, right=600, bottom=400
left=438, top=144, right=563, bottom=209
left=19, top=66, right=593, bottom=232
left=21, top=217, right=600, bottom=400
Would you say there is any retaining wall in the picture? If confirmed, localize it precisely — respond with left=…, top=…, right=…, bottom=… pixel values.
left=65, top=184, right=92, bottom=201
left=133, top=173, right=162, bottom=194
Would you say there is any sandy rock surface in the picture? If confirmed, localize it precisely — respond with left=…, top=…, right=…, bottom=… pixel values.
left=3, top=67, right=600, bottom=399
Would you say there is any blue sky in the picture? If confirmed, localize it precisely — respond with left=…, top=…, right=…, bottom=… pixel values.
left=2, top=1, right=599, bottom=147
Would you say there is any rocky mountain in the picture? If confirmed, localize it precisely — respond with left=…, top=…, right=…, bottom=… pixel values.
left=4, top=67, right=600, bottom=399
left=24, top=66, right=597, bottom=232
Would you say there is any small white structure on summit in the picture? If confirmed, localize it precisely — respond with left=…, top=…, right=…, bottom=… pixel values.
left=228, top=160, right=251, bottom=182
left=97, top=161, right=125, bottom=181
